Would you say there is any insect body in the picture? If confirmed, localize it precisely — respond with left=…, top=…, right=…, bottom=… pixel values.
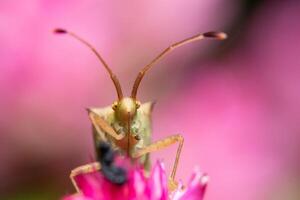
left=54, top=28, right=227, bottom=191
left=89, top=98, right=153, bottom=169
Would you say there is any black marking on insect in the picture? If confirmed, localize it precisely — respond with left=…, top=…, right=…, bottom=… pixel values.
left=96, top=142, right=127, bottom=185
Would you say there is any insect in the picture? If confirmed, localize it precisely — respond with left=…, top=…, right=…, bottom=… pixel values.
left=54, top=28, right=227, bottom=191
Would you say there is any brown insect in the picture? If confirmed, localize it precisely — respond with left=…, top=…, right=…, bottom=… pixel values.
left=54, top=28, right=227, bottom=191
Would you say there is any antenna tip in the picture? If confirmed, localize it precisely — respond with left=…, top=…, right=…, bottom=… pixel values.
left=53, top=28, right=67, bottom=34
left=203, top=31, right=227, bottom=40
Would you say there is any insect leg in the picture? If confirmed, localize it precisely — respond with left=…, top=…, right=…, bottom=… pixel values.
left=70, top=162, right=101, bottom=192
left=88, top=109, right=125, bottom=140
left=132, top=134, right=184, bottom=189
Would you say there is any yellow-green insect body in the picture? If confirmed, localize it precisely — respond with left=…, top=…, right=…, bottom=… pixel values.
left=89, top=101, right=154, bottom=169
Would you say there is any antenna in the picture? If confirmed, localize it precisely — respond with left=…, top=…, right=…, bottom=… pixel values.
left=131, top=31, right=227, bottom=99
left=54, top=28, right=123, bottom=100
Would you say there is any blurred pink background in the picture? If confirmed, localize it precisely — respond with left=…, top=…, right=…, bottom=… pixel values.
left=1, top=0, right=300, bottom=199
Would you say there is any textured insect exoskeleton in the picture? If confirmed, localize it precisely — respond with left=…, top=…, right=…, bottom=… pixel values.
left=54, top=28, right=227, bottom=191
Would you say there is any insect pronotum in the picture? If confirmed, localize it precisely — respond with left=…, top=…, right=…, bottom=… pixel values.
left=54, top=28, right=227, bottom=191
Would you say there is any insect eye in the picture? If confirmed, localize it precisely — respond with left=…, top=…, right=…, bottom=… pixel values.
left=136, top=101, right=141, bottom=109
left=112, top=102, right=118, bottom=110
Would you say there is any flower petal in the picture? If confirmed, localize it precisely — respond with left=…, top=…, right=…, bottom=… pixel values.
left=148, top=161, right=168, bottom=200
left=74, top=172, right=106, bottom=199
left=128, top=167, right=148, bottom=199
left=173, top=171, right=208, bottom=200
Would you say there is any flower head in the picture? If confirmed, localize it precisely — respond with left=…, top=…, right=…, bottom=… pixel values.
left=63, top=161, right=208, bottom=200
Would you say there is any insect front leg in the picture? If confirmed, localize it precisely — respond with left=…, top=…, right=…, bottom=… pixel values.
left=87, top=109, right=125, bottom=141
left=70, top=162, right=101, bottom=192
left=132, top=134, right=184, bottom=190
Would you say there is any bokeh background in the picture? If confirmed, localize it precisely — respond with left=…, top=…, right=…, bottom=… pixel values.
left=1, top=0, right=300, bottom=199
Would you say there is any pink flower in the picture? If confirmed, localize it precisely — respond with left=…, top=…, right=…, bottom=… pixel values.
left=63, top=161, right=208, bottom=200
